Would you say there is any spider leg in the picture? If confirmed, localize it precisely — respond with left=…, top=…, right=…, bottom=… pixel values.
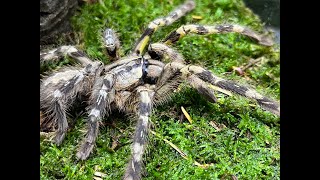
left=124, top=85, right=154, bottom=180
left=147, top=45, right=216, bottom=104
left=163, top=24, right=274, bottom=46
left=186, top=74, right=218, bottom=103
left=154, top=62, right=279, bottom=116
left=40, top=45, right=94, bottom=66
left=132, top=0, right=195, bottom=55
left=102, top=28, right=121, bottom=61
left=40, top=61, right=103, bottom=144
left=147, top=43, right=221, bottom=103
left=148, top=43, right=185, bottom=63
left=76, top=73, right=116, bottom=160
left=78, top=57, right=155, bottom=159
left=151, top=60, right=218, bottom=105
left=183, top=63, right=279, bottom=115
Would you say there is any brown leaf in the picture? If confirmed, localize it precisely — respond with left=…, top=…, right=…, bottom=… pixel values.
left=209, top=121, right=226, bottom=131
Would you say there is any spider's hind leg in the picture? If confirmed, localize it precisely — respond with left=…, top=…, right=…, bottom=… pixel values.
left=152, top=61, right=218, bottom=106
left=163, top=24, right=274, bottom=46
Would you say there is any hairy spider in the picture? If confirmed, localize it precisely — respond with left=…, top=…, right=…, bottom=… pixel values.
left=40, top=0, right=280, bottom=179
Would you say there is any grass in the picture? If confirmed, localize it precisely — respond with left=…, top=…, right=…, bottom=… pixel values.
left=40, top=0, right=280, bottom=179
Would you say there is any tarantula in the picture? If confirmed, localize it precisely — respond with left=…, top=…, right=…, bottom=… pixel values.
left=40, top=0, right=279, bottom=179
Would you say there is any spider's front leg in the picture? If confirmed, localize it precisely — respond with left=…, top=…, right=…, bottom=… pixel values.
left=40, top=45, right=94, bottom=66
left=124, top=85, right=154, bottom=180
left=76, top=73, right=116, bottom=160
left=78, top=57, right=151, bottom=160
left=40, top=61, right=104, bottom=144
left=132, top=0, right=195, bottom=55
left=163, top=24, right=274, bottom=46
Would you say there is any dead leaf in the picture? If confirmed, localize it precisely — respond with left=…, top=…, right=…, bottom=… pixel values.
left=181, top=106, right=193, bottom=124
left=93, top=171, right=107, bottom=180
left=209, top=121, right=226, bottom=131
left=192, top=15, right=203, bottom=20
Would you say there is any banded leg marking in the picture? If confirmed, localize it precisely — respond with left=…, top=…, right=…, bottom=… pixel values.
left=187, top=74, right=217, bottom=103
left=184, top=65, right=280, bottom=115
left=163, top=24, right=273, bottom=46
left=40, top=45, right=94, bottom=66
left=148, top=43, right=185, bottom=63
left=132, top=0, right=196, bottom=55
left=77, top=74, right=116, bottom=160
left=41, top=68, right=88, bottom=144
left=157, top=62, right=279, bottom=116
left=40, top=62, right=103, bottom=144
left=124, top=87, right=153, bottom=180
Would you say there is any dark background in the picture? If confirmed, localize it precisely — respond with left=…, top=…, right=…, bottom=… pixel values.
left=243, top=0, right=280, bottom=43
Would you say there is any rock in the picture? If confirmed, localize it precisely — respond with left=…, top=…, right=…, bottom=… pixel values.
left=40, top=0, right=80, bottom=44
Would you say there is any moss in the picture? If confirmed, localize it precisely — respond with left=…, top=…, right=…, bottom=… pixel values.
left=40, top=0, right=280, bottom=179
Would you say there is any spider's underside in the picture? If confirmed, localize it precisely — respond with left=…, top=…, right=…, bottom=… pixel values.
left=40, top=1, right=280, bottom=179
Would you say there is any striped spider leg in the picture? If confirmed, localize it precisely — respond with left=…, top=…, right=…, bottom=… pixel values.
left=182, top=63, right=279, bottom=115
left=40, top=45, right=94, bottom=66
left=132, top=0, right=196, bottom=56
left=77, top=55, right=153, bottom=160
left=40, top=22, right=123, bottom=147
left=40, top=48, right=104, bottom=144
left=163, top=24, right=274, bottom=46
left=148, top=43, right=218, bottom=104
left=76, top=72, right=116, bottom=160
left=147, top=43, right=280, bottom=116
left=121, top=84, right=155, bottom=180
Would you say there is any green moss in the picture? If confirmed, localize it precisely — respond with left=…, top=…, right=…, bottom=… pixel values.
left=40, top=0, right=280, bottom=179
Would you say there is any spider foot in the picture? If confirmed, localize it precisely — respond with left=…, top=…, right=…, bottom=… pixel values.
left=76, top=141, right=95, bottom=160
left=258, top=34, right=274, bottom=46
left=76, top=121, right=99, bottom=160
left=54, top=131, right=67, bottom=145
